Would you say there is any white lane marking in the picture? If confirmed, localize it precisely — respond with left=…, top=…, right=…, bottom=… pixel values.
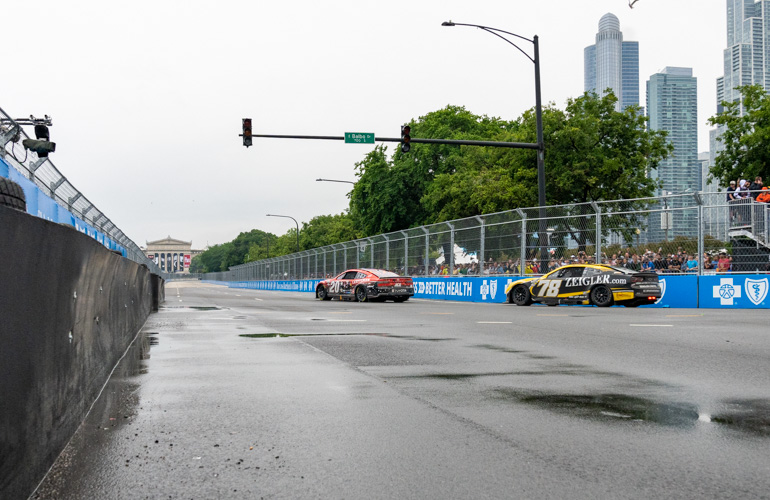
left=629, top=324, right=673, bottom=327
left=477, top=321, right=513, bottom=324
left=254, top=298, right=263, bottom=301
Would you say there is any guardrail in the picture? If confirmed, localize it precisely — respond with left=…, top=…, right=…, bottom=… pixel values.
left=206, top=192, right=770, bottom=282
left=0, top=105, right=162, bottom=275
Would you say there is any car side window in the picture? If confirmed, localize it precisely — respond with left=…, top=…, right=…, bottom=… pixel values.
left=343, top=271, right=358, bottom=280
left=583, top=267, right=601, bottom=277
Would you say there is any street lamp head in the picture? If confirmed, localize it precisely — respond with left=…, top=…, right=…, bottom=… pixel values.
left=441, top=21, right=455, bottom=26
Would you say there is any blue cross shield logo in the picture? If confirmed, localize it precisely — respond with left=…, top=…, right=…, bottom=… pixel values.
left=745, top=278, right=768, bottom=305
left=713, top=278, right=741, bottom=305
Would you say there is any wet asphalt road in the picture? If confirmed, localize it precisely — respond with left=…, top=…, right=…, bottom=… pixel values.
left=34, top=281, right=770, bottom=499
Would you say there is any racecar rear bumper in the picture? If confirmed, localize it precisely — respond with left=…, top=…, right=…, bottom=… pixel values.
left=370, top=285, right=414, bottom=298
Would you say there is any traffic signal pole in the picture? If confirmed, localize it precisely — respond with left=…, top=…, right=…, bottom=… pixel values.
left=240, top=132, right=539, bottom=150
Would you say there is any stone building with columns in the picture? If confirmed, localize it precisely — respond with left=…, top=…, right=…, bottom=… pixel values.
left=144, top=236, right=204, bottom=274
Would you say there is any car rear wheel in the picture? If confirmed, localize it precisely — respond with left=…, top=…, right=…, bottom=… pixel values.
left=355, top=286, right=367, bottom=302
left=511, top=285, right=533, bottom=306
left=590, top=285, right=613, bottom=307
left=317, top=286, right=331, bottom=301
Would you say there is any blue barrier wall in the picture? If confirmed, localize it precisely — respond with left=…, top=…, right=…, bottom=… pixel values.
left=214, top=274, right=769, bottom=309
left=1, top=157, right=126, bottom=257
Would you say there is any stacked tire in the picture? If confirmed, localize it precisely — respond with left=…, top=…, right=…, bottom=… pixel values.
left=0, top=178, right=26, bottom=211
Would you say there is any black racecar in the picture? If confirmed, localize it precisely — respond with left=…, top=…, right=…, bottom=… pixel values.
left=504, top=264, right=661, bottom=307
left=316, top=269, right=414, bottom=302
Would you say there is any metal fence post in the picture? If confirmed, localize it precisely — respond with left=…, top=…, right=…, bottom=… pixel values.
left=422, top=226, right=430, bottom=276
left=401, top=231, right=409, bottom=275
left=517, top=209, right=527, bottom=276
left=591, top=202, right=602, bottom=264
left=384, top=235, right=389, bottom=271
left=447, top=222, right=455, bottom=275
left=694, top=193, right=704, bottom=276
left=475, top=216, right=485, bottom=275
left=368, top=237, right=374, bottom=268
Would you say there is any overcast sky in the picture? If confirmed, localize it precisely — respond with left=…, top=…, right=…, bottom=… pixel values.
left=3, top=0, right=725, bottom=249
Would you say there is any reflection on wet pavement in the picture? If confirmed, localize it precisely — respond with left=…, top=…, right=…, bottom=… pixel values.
left=238, top=332, right=454, bottom=342
left=496, top=391, right=700, bottom=427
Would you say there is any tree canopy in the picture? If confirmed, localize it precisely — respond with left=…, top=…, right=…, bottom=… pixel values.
left=349, top=95, right=671, bottom=236
left=708, top=84, right=770, bottom=185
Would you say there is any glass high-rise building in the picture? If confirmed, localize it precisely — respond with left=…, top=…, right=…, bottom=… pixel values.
left=584, top=13, right=640, bottom=111
left=647, top=67, right=699, bottom=240
left=711, top=1, right=770, bottom=190
left=717, top=0, right=770, bottom=113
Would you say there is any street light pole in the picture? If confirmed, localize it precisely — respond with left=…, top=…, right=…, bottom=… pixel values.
left=442, top=21, right=547, bottom=273
left=316, top=178, right=355, bottom=185
left=266, top=213, right=300, bottom=253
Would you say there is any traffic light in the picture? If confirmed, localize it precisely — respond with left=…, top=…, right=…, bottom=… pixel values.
left=242, top=118, right=252, bottom=148
left=400, top=125, right=411, bottom=153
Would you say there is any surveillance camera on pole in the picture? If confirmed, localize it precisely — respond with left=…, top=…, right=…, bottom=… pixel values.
left=0, top=114, right=56, bottom=158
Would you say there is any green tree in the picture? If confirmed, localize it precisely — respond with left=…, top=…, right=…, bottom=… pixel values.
left=708, top=84, right=770, bottom=185
left=540, top=92, right=672, bottom=250
left=299, top=213, right=359, bottom=249
left=349, top=106, right=523, bottom=234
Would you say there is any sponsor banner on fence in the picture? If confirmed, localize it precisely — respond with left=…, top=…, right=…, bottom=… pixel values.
left=645, top=274, right=699, bottom=308
left=230, top=280, right=322, bottom=292
left=699, top=274, right=769, bottom=308
left=413, top=277, right=513, bottom=303
left=218, top=275, right=768, bottom=309
left=2, top=167, right=126, bottom=257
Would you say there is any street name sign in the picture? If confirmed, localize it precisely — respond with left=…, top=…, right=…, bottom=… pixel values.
left=344, top=132, right=375, bottom=144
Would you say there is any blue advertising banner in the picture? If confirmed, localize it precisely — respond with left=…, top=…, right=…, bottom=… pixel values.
left=2, top=166, right=125, bottom=255
left=37, top=191, right=58, bottom=221
left=413, top=276, right=514, bottom=303
left=645, top=274, right=699, bottom=308
left=229, top=280, right=322, bottom=292
left=699, top=274, right=769, bottom=309
left=218, top=275, right=732, bottom=308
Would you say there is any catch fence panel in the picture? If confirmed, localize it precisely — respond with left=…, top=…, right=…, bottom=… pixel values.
left=224, top=192, right=770, bottom=280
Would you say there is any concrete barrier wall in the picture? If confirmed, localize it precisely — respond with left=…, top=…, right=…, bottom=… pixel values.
left=0, top=206, right=162, bottom=499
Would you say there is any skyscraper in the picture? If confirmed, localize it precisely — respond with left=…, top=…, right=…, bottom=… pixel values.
left=710, top=0, right=770, bottom=190
left=717, top=0, right=770, bottom=113
left=584, top=13, right=640, bottom=111
left=647, top=67, right=699, bottom=240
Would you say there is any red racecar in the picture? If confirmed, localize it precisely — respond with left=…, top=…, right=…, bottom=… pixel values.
left=316, top=269, right=414, bottom=302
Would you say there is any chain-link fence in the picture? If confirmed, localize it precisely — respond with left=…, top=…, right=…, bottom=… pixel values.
left=204, top=191, right=770, bottom=282
left=0, top=106, right=163, bottom=276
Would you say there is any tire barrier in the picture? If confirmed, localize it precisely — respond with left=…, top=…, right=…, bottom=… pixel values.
left=0, top=177, right=26, bottom=211
left=0, top=205, right=163, bottom=499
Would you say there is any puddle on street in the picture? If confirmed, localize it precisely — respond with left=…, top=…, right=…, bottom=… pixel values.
left=472, top=344, right=528, bottom=354
left=494, top=391, right=700, bottom=428
left=709, top=399, right=770, bottom=436
left=394, top=369, right=587, bottom=381
left=160, top=306, right=224, bottom=311
left=238, top=332, right=453, bottom=342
